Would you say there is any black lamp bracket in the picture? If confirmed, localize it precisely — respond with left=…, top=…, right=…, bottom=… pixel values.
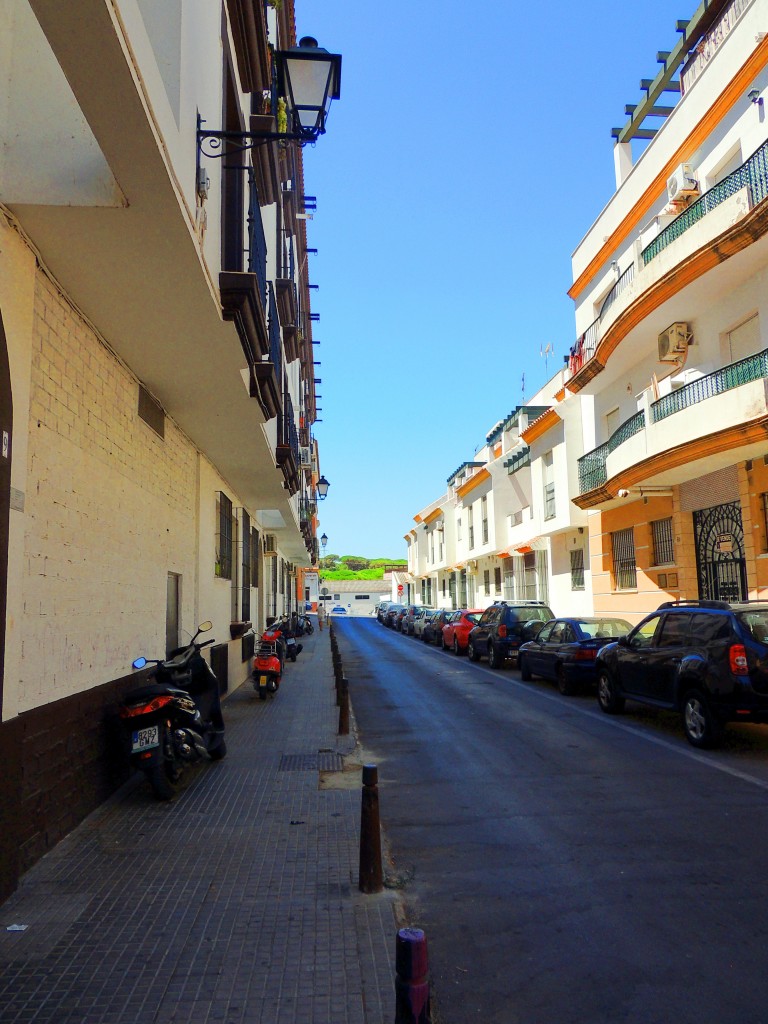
left=198, top=128, right=318, bottom=159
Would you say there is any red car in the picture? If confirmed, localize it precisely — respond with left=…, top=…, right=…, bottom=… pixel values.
left=442, top=609, right=483, bottom=654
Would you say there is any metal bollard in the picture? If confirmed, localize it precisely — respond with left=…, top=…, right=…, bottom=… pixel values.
left=338, top=677, right=350, bottom=735
left=395, top=928, right=431, bottom=1023
left=358, top=764, right=383, bottom=893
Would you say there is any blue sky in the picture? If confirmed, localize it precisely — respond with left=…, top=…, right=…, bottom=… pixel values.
left=301, top=0, right=682, bottom=559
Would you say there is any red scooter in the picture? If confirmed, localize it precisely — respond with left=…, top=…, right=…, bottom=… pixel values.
left=252, top=636, right=284, bottom=700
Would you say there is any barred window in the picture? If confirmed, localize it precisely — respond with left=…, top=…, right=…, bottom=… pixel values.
left=241, top=510, right=251, bottom=619
left=251, top=527, right=259, bottom=588
left=543, top=451, right=556, bottom=521
left=481, top=496, right=489, bottom=544
left=215, top=492, right=233, bottom=579
left=483, top=569, right=490, bottom=593
left=494, top=567, right=502, bottom=593
left=570, top=548, right=585, bottom=590
left=651, top=517, right=675, bottom=566
left=611, top=527, right=637, bottom=590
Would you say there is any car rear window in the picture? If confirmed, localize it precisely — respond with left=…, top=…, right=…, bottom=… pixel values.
left=735, top=611, right=768, bottom=644
left=466, top=613, right=481, bottom=624
left=510, top=606, right=553, bottom=623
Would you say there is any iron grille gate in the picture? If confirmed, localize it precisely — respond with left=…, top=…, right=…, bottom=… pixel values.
left=693, top=501, right=747, bottom=603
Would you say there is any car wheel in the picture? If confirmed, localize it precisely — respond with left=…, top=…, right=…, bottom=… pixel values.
left=441, top=634, right=447, bottom=650
left=597, top=670, right=625, bottom=714
left=468, top=640, right=480, bottom=662
left=683, top=689, right=724, bottom=749
left=488, top=642, right=503, bottom=670
left=519, top=654, right=532, bottom=681
left=453, top=637, right=461, bottom=656
left=556, top=664, right=576, bottom=696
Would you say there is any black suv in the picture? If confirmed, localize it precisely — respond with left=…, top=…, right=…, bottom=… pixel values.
left=467, top=601, right=554, bottom=669
left=595, top=599, right=768, bottom=748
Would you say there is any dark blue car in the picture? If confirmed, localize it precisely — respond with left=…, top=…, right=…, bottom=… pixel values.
left=518, top=617, right=632, bottom=695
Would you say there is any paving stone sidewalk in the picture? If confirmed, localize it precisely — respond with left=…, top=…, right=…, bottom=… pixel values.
left=0, top=627, right=398, bottom=1024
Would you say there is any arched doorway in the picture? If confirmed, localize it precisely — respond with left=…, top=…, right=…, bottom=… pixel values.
left=0, top=310, right=11, bottom=714
left=693, top=501, right=748, bottom=603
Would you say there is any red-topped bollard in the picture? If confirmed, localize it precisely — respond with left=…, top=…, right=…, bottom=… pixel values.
left=395, top=928, right=431, bottom=1023
left=358, top=764, right=383, bottom=893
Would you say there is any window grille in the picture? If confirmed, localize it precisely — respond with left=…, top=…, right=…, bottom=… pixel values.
left=483, top=569, right=490, bottom=593
left=651, top=518, right=675, bottom=565
left=494, top=567, right=502, bottom=593
left=251, top=527, right=259, bottom=588
left=481, top=497, right=489, bottom=544
left=570, top=548, right=585, bottom=590
left=543, top=451, right=556, bottom=521
left=611, top=527, right=637, bottom=590
left=468, top=507, right=475, bottom=549
left=216, top=492, right=233, bottom=579
left=241, top=510, right=251, bottom=620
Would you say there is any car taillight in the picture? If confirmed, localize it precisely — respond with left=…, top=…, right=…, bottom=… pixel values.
left=574, top=646, right=597, bottom=661
left=497, top=625, right=507, bottom=639
left=730, top=644, right=748, bottom=674
left=119, top=695, right=174, bottom=718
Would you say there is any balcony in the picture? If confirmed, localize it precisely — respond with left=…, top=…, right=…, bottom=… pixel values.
left=276, top=391, right=300, bottom=495
left=567, top=140, right=768, bottom=391
left=641, top=139, right=768, bottom=266
left=251, top=283, right=283, bottom=420
left=577, top=349, right=768, bottom=502
left=578, top=411, right=646, bottom=494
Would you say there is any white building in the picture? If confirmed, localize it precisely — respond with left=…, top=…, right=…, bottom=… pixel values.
left=0, top=0, right=336, bottom=899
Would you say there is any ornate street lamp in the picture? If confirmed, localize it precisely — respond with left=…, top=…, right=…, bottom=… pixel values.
left=316, top=475, right=330, bottom=500
left=321, top=533, right=328, bottom=550
left=199, top=37, right=342, bottom=156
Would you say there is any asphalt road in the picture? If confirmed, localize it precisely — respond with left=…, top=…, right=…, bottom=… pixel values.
left=332, top=616, right=768, bottom=1024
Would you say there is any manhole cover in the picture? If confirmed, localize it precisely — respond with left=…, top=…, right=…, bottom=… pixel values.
left=279, top=752, right=344, bottom=772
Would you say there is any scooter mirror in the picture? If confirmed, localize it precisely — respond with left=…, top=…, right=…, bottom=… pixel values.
left=132, top=657, right=147, bottom=670
left=198, top=621, right=213, bottom=632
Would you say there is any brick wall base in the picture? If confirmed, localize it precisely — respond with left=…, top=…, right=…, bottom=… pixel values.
left=0, top=669, right=145, bottom=904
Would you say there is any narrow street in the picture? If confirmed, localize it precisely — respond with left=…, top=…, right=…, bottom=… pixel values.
left=335, top=617, right=768, bottom=1024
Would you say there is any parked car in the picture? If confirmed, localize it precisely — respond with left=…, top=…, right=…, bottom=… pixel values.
left=467, top=601, right=554, bottom=669
left=384, top=604, right=405, bottom=628
left=413, top=608, right=437, bottom=640
left=406, top=607, right=434, bottom=637
left=519, top=617, right=632, bottom=694
left=394, top=606, right=410, bottom=632
left=595, top=599, right=768, bottom=748
left=377, top=601, right=392, bottom=624
left=442, top=609, right=483, bottom=654
left=422, top=609, right=454, bottom=645
left=402, top=605, right=423, bottom=636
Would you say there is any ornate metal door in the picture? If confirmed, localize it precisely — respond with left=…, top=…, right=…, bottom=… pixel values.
left=693, top=501, right=747, bottom=602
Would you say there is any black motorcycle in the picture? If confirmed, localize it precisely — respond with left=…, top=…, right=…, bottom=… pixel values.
left=119, top=621, right=226, bottom=800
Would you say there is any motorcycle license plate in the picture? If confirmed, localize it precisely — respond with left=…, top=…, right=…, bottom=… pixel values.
left=287, top=638, right=296, bottom=646
left=259, top=674, right=269, bottom=687
left=131, top=724, right=159, bottom=752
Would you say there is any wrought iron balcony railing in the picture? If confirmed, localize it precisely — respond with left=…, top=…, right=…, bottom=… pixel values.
left=599, top=263, right=635, bottom=320
left=247, top=170, right=268, bottom=297
left=267, top=283, right=283, bottom=380
left=577, top=410, right=645, bottom=494
left=651, top=347, right=768, bottom=423
left=642, top=138, right=768, bottom=266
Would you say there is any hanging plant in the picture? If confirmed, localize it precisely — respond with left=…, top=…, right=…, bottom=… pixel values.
left=277, top=97, right=288, bottom=134
left=267, top=0, right=283, bottom=9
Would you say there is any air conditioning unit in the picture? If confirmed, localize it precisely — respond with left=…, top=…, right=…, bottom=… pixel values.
left=658, top=322, right=690, bottom=362
left=666, top=164, right=699, bottom=202
left=299, top=446, right=312, bottom=468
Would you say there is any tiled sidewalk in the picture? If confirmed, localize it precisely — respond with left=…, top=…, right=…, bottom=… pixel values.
left=0, top=627, right=398, bottom=1024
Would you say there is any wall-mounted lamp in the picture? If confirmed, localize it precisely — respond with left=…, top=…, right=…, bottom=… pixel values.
left=320, top=533, right=328, bottom=550
left=199, top=37, right=342, bottom=158
left=748, top=88, right=764, bottom=106
left=316, top=475, right=330, bottom=500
